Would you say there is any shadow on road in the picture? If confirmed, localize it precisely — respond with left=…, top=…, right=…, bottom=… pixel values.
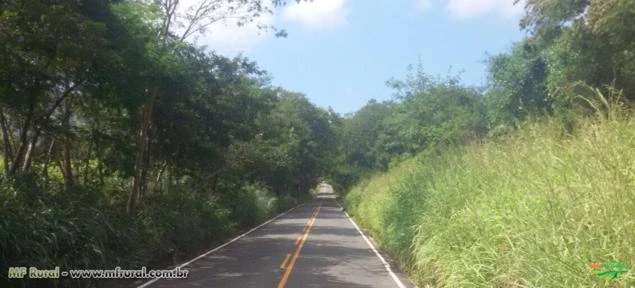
left=141, top=189, right=410, bottom=288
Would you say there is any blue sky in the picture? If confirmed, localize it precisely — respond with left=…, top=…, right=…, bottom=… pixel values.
left=190, top=0, right=529, bottom=114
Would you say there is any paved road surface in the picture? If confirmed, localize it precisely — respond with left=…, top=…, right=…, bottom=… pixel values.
left=139, top=184, right=414, bottom=288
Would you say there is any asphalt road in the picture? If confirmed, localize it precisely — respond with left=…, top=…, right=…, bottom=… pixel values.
left=139, top=184, right=414, bottom=288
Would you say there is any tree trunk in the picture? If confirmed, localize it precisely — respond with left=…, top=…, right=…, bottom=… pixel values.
left=83, top=133, right=93, bottom=185
left=154, top=161, right=167, bottom=195
left=7, top=83, right=80, bottom=177
left=9, top=99, right=35, bottom=176
left=21, top=127, right=41, bottom=173
left=96, top=139, right=105, bottom=187
left=127, top=95, right=155, bottom=214
left=0, top=109, right=13, bottom=176
left=43, top=138, right=55, bottom=191
left=62, top=99, right=73, bottom=192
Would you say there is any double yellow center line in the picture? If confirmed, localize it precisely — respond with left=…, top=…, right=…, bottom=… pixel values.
left=278, top=204, right=321, bottom=288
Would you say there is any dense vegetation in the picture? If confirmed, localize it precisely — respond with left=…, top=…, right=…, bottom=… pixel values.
left=346, top=112, right=635, bottom=286
left=2, top=0, right=634, bottom=287
left=1, top=0, right=336, bottom=287
left=339, top=0, right=635, bottom=286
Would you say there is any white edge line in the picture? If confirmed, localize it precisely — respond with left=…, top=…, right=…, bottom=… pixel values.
left=339, top=206, right=408, bottom=288
left=137, top=202, right=306, bottom=288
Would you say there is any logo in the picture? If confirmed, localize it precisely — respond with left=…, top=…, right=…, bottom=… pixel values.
left=590, top=262, right=628, bottom=281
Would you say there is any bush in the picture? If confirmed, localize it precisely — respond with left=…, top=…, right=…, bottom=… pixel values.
left=219, top=182, right=277, bottom=228
left=0, top=179, right=245, bottom=287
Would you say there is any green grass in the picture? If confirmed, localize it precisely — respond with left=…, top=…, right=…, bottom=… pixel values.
left=0, top=176, right=301, bottom=287
left=345, top=116, right=634, bottom=287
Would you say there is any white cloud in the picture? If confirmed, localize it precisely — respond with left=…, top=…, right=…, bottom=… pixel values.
left=445, top=0, right=525, bottom=20
left=175, top=0, right=275, bottom=55
left=191, top=15, right=273, bottom=55
left=171, top=0, right=349, bottom=55
left=282, top=0, right=347, bottom=28
left=417, top=0, right=434, bottom=12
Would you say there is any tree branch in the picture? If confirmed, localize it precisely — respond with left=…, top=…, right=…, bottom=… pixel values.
left=44, top=80, right=84, bottom=121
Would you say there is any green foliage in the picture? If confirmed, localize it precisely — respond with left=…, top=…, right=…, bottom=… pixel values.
left=518, top=0, right=635, bottom=102
left=0, top=1, right=336, bottom=287
left=332, top=68, right=487, bottom=192
left=518, top=0, right=589, bottom=41
left=332, top=99, right=395, bottom=190
left=345, top=114, right=635, bottom=287
left=337, top=3, right=635, bottom=286
left=1, top=0, right=633, bottom=287
left=219, top=182, right=277, bottom=227
left=0, top=181, right=237, bottom=287
left=485, top=40, right=550, bottom=124
left=388, top=73, right=487, bottom=152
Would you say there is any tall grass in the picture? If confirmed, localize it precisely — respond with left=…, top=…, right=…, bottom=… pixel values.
left=0, top=177, right=299, bottom=287
left=345, top=113, right=634, bottom=286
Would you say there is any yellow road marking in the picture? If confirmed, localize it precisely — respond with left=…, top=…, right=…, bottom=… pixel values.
left=279, top=253, right=292, bottom=269
left=303, top=214, right=315, bottom=233
left=278, top=205, right=321, bottom=288
left=295, top=235, right=301, bottom=246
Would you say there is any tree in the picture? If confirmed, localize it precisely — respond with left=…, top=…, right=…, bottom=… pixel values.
left=388, top=72, right=486, bottom=154
left=0, top=0, right=123, bottom=183
left=485, top=40, right=549, bottom=125
left=517, top=0, right=590, bottom=41
left=256, top=90, right=336, bottom=196
left=339, top=100, right=395, bottom=171
left=517, top=0, right=635, bottom=101
left=545, top=0, right=635, bottom=101
left=123, top=0, right=306, bottom=214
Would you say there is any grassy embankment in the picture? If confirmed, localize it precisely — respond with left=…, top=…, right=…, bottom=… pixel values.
left=345, top=113, right=634, bottom=286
